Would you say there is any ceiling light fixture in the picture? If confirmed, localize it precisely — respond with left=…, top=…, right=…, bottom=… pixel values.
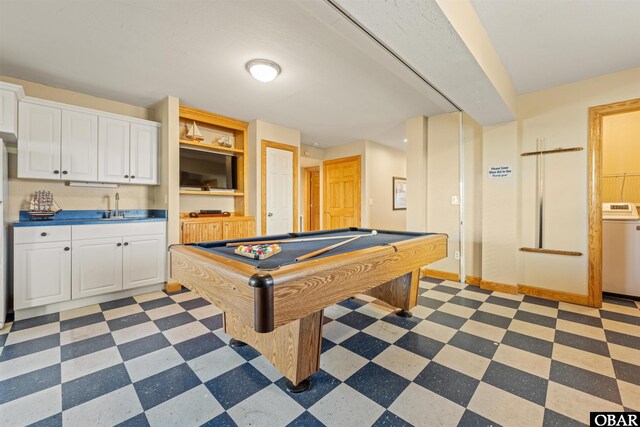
left=403, top=139, right=408, bottom=143
left=246, top=59, right=281, bottom=82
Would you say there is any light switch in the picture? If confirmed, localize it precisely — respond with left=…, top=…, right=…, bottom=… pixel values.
left=369, top=198, right=374, bottom=206
left=452, top=195, right=460, bottom=205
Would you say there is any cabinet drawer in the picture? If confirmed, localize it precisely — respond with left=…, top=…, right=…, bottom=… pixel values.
left=14, top=226, right=72, bottom=244
left=72, top=222, right=166, bottom=240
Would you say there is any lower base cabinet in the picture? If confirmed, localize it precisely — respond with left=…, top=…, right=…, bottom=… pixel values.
left=14, top=222, right=166, bottom=310
left=72, top=237, right=123, bottom=299
left=14, top=241, right=71, bottom=309
left=180, top=216, right=255, bottom=244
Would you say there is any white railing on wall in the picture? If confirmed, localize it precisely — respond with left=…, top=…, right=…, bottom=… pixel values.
left=603, top=173, right=640, bottom=203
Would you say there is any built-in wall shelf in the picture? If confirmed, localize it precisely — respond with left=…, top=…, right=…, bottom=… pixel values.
left=179, top=190, right=245, bottom=197
left=179, top=139, right=244, bottom=155
left=519, top=247, right=583, bottom=256
left=178, top=105, right=249, bottom=217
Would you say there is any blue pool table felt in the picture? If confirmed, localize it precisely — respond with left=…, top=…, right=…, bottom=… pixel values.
left=192, top=228, right=432, bottom=270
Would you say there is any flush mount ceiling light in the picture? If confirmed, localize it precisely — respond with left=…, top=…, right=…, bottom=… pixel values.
left=246, top=59, right=281, bottom=82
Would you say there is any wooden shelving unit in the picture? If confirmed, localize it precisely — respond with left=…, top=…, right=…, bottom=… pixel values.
left=178, top=105, right=249, bottom=216
left=178, top=105, right=255, bottom=243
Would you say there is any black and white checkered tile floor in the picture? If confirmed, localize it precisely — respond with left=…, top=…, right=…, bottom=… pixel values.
left=1, top=277, right=639, bottom=426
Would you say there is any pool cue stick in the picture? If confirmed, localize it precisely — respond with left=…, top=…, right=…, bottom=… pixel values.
left=294, top=235, right=363, bottom=262
left=225, top=231, right=375, bottom=247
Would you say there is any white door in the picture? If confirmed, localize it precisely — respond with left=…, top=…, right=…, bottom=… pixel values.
left=14, top=241, right=71, bottom=309
left=129, top=123, right=158, bottom=185
left=61, top=110, right=98, bottom=181
left=72, top=237, right=123, bottom=299
left=265, top=147, right=293, bottom=234
left=17, top=102, right=62, bottom=179
left=123, top=234, right=166, bottom=289
left=98, top=117, right=130, bottom=183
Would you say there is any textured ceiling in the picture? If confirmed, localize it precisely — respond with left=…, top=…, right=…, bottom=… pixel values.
left=470, top=0, right=640, bottom=94
left=0, top=0, right=456, bottom=149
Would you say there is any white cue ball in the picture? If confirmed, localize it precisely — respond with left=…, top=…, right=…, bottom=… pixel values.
left=371, top=230, right=377, bottom=235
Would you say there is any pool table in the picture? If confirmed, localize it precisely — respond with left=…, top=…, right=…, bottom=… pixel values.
left=170, top=228, right=447, bottom=391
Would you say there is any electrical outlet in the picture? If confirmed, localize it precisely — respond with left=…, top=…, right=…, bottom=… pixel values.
left=369, top=198, right=374, bottom=206
left=454, top=250, right=460, bottom=260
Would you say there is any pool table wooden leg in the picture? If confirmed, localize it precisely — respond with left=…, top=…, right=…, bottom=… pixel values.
left=363, top=268, right=421, bottom=316
left=223, top=309, right=324, bottom=389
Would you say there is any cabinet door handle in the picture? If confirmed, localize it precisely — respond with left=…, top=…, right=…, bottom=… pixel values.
left=130, top=175, right=135, bottom=179
left=53, top=170, right=60, bottom=174
left=124, top=175, right=129, bottom=178
left=124, top=242, right=129, bottom=246
left=41, top=232, right=47, bottom=237
left=117, top=243, right=122, bottom=247
left=62, top=170, right=68, bottom=175
left=64, top=247, right=70, bottom=251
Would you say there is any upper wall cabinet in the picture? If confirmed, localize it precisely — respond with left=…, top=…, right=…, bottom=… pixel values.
left=17, top=96, right=160, bottom=185
left=98, top=117, right=130, bottom=183
left=0, top=81, right=25, bottom=143
left=62, top=110, right=98, bottom=181
left=18, top=102, right=62, bottom=180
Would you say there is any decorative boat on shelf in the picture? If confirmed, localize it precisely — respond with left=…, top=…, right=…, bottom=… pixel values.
left=186, top=121, right=204, bottom=141
left=28, top=190, right=62, bottom=220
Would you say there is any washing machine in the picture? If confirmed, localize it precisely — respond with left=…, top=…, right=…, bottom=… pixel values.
left=602, top=202, right=640, bottom=297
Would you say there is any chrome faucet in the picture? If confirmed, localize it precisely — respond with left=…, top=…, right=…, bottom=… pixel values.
left=114, top=193, right=121, bottom=218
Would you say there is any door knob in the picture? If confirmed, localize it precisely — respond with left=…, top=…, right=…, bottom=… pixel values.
left=268, top=212, right=273, bottom=217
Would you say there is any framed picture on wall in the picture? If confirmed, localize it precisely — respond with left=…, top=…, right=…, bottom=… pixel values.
left=393, top=176, right=407, bottom=210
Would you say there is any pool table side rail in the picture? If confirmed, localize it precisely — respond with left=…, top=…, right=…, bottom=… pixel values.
left=270, top=233, right=447, bottom=326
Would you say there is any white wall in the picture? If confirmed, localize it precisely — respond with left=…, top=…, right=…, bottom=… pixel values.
left=248, top=120, right=301, bottom=235
left=426, top=113, right=461, bottom=274
left=482, top=122, right=519, bottom=286
left=463, top=113, right=483, bottom=279
left=480, top=67, right=640, bottom=295
left=405, top=116, right=428, bottom=232
left=365, top=141, right=406, bottom=230
left=515, top=67, right=640, bottom=294
left=0, top=76, right=158, bottom=223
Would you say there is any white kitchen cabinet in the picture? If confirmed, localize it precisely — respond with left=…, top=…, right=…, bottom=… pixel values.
left=16, top=96, right=159, bottom=185
left=129, top=123, right=158, bottom=185
left=72, top=237, right=123, bottom=299
left=14, top=241, right=71, bottom=309
left=0, top=82, right=24, bottom=143
left=123, top=234, right=165, bottom=289
left=13, top=222, right=166, bottom=311
left=61, top=110, right=98, bottom=181
left=98, top=117, right=130, bottom=183
left=17, top=102, right=62, bottom=180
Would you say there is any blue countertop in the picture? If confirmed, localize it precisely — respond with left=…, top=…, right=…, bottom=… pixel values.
left=14, top=209, right=167, bottom=227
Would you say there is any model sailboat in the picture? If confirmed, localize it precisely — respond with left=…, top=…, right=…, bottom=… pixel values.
left=186, top=121, right=204, bottom=141
left=28, top=190, right=62, bottom=219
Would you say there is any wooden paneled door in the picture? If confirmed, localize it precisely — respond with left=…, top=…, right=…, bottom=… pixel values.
left=261, top=140, right=298, bottom=235
left=304, top=166, right=321, bottom=231
left=323, top=156, right=361, bottom=229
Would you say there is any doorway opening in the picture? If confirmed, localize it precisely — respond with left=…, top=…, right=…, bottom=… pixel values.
left=587, top=98, right=640, bottom=307
left=303, top=166, right=321, bottom=231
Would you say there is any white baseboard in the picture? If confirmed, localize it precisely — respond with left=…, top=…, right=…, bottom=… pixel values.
left=14, top=283, right=166, bottom=321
